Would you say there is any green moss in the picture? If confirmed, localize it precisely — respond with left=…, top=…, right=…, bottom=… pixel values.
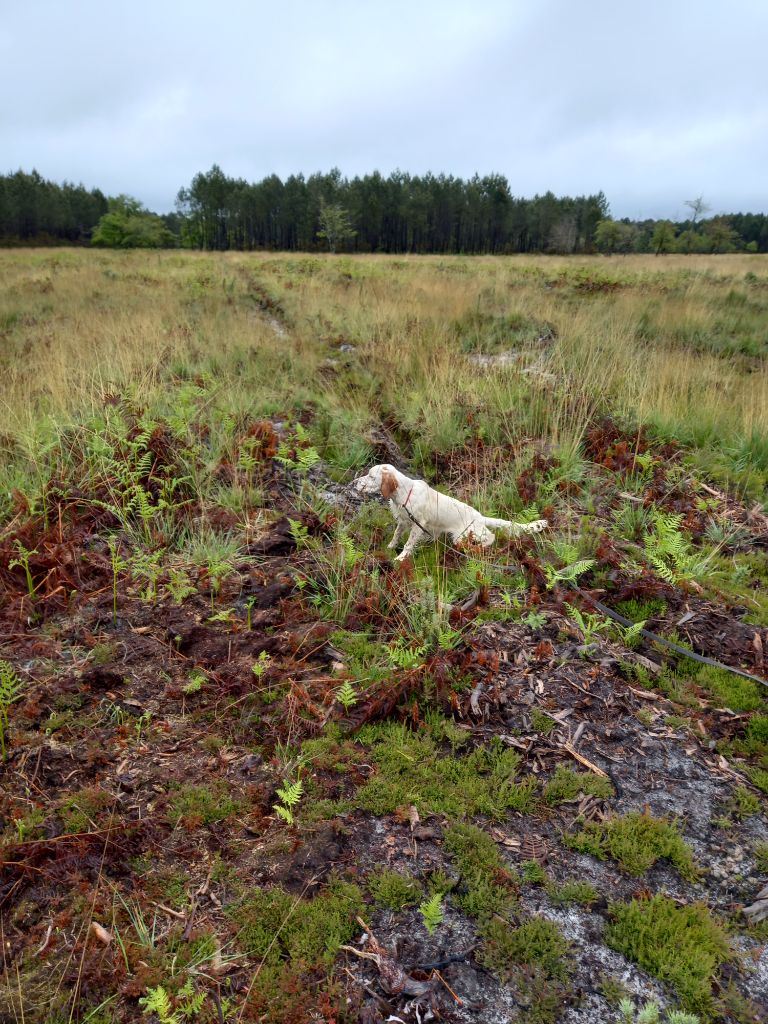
left=745, top=713, right=768, bottom=743
left=664, top=714, right=692, bottom=732
left=167, top=783, right=242, bottom=827
left=521, top=860, right=548, bottom=885
left=730, top=714, right=768, bottom=759
left=368, top=869, right=422, bottom=911
left=729, top=785, right=760, bottom=819
left=60, top=787, right=114, bottom=833
left=200, top=735, right=225, bottom=753
left=703, top=551, right=768, bottom=627
left=480, top=916, right=574, bottom=1024
left=5, top=806, right=46, bottom=842
left=91, top=642, right=118, bottom=665
left=229, top=877, right=363, bottom=968
left=615, top=598, right=668, bottom=622
left=543, top=765, right=615, bottom=806
left=754, top=842, right=768, bottom=873
left=715, top=981, right=764, bottom=1024
left=745, top=765, right=768, bottom=795
left=547, top=879, right=599, bottom=906
left=300, top=797, right=354, bottom=822
left=443, top=822, right=518, bottom=922
left=694, top=666, right=764, bottom=713
left=597, top=973, right=633, bottom=1007
left=301, top=729, right=361, bottom=771
left=355, top=722, right=537, bottom=819
left=152, top=870, right=190, bottom=909
left=481, top=915, right=572, bottom=982
left=426, top=868, right=456, bottom=896
left=563, top=812, right=699, bottom=881
left=328, top=629, right=388, bottom=675
left=606, top=894, right=732, bottom=1016
left=530, top=708, right=557, bottom=735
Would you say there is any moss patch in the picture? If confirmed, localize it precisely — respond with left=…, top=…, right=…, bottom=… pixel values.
left=480, top=915, right=572, bottom=982
left=563, top=811, right=699, bottom=881
left=226, top=877, right=362, bottom=1018
left=443, top=822, right=518, bottom=922
left=547, top=879, right=599, bottom=906
left=355, top=721, right=537, bottom=819
left=543, top=765, right=615, bottom=806
left=229, top=877, right=363, bottom=967
left=368, top=868, right=422, bottom=911
left=606, top=894, right=732, bottom=1016
left=695, top=665, right=765, bottom=713
left=480, top=916, right=573, bottom=1024
left=167, top=783, right=242, bottom=827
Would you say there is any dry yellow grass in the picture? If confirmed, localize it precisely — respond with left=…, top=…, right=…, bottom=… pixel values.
left=1, top=249, right=766, bottom=487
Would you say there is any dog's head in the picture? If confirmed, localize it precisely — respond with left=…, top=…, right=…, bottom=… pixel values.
left=353, top=464, right=400, bottom=499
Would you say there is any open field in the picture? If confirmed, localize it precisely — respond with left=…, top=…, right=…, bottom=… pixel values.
left=1, top=251, right=767, bottom=1024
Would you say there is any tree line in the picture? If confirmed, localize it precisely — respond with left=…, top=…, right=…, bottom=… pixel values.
left=175, top=165, right=608, bottom=254
left=0, top=169, right=108, bottom=244
left=1, top=166, right=767, bottom=254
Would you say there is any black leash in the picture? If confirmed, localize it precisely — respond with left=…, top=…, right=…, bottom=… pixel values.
left=570, top=585, right=768, bottom=688
left=373, top=483, right=768, bottom=689
left=314, top=469, right=768, bottom=690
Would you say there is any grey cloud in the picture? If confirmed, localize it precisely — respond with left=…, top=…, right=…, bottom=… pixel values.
left=1, top=0, right=765, bottom=218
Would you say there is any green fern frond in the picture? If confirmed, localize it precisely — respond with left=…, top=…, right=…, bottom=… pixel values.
left=178, top=983, right=207, bottom=1019
left=438, top=628, right=463, bottom=650
left=139, top=985, right=179, bottom=1024
left=274, top=777, right=304, bottom=825
left=418, top=891, right=444, bottom=934
left=545, top=558, right=596, bottom=588
left=0, top=661, right=24, bottom=761
left=622, top=619, right=647, bottom=648
left=336, top=680, right=358, bottom=711
left=274, top=804, right=295, bottom=825
left=0, top=661, right=23, bottom=706
left=135, top=450, right=154, bottom=477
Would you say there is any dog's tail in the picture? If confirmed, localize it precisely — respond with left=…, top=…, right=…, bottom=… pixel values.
left=483, top=517, right=548, bottom=536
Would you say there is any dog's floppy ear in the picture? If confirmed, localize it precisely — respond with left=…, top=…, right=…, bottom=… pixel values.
left=380, top=468, right=398, bottom=499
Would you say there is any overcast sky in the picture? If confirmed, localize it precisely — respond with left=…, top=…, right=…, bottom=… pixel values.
left=2, top=0, right=766, bottom=220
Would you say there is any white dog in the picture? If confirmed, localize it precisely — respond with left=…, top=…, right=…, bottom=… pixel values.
left=353, top=463, right=547, bottom=561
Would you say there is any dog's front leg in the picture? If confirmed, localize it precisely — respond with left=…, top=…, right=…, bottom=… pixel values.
left=396, top=523, right=429, bottom=562
left=387, top=518, right=408, bottom=551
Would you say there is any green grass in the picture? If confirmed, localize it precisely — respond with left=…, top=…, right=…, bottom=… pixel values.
left=2, top=250, right=768, bottom=1024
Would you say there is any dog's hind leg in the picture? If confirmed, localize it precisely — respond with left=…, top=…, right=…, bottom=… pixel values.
left=453, top=524, right=495, bottom=547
